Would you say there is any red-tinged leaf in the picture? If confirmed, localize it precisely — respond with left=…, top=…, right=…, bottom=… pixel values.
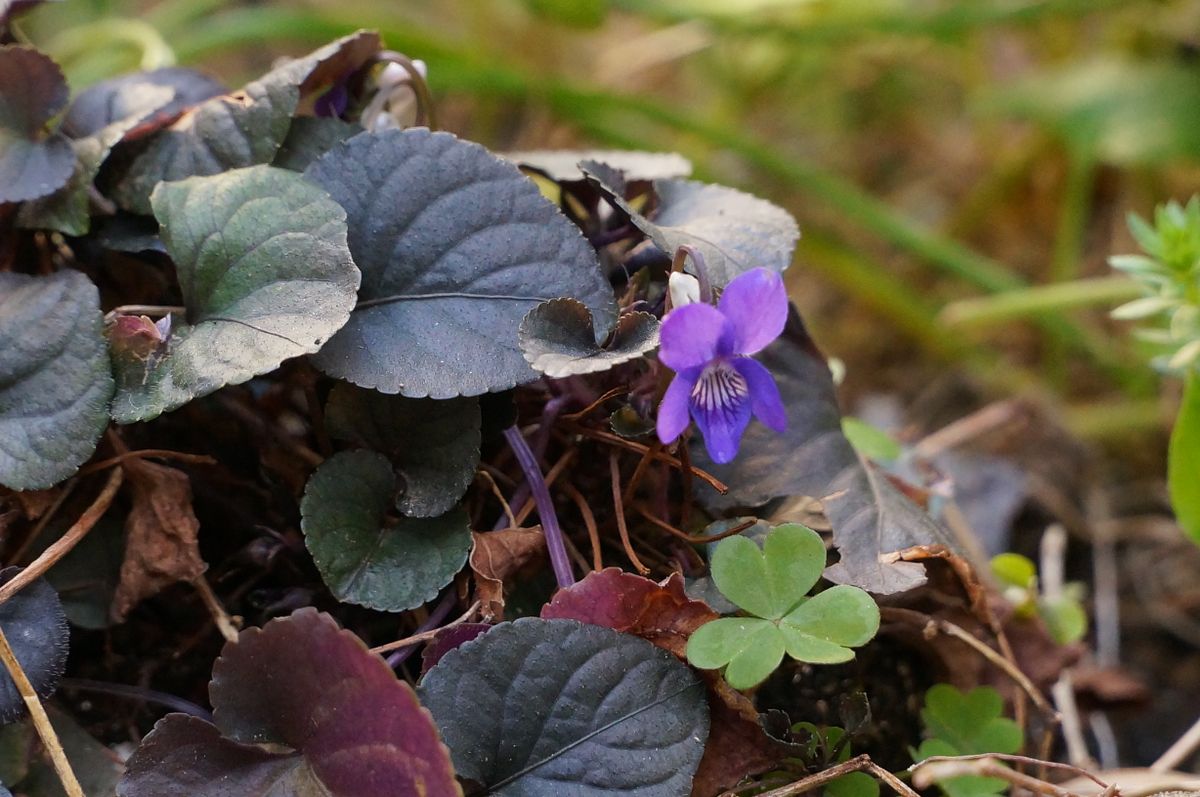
left=470, top=528, right=545, bottom=621
left=119, top=609, right=460, bottom=797
left=421, top=622, right=493, bottom=675
left=541, top=567, right=718, bottom=657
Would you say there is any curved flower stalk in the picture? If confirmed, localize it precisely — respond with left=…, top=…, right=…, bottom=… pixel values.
left=656, top=268, right=788, bottom=463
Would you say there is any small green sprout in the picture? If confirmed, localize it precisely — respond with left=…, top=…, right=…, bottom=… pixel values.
left=913, top=685, right=1023, bottom=797
left=990, top=553, right=1087, bottom=645
left=1110, top=197, right=1200, bottom=545
left=789, top=723, right=879, bottom=797
left=686, top=523, right=880, bottom=690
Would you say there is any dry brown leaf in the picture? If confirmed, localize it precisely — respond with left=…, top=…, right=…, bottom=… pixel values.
left=111, top=459, right=205, bottom=621
left=470, top=527, right=545, bottom=621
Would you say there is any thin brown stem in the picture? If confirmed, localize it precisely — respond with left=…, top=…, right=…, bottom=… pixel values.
left=909, top=754, right=1114, bottom=789
left=0, top=468, right=124, bottom=607
left=192, top=577, right=239, bottom=643
left=562, top=482, right=603, bottom=571
left=77, top=449, right=217, bottom=476
left=478, top=469, right=517, bottom=528
left=8, top=478, right=78, bottom=564
left=562, top=386, right=628, bottom=421
left=0, top=626, right=83, bottom=797
left=369, top=601, right=481, bottom=655
left=620, top=441, right=661, bottom=507
left=636, top=508, right=753, bottom=544
left=564, top=423, right=727, bottom=493
left=748, top=754, right=921, bottom=797
left=610, top=452, right=649, bottom=574
left=881, top=607, right=1057, bottom=718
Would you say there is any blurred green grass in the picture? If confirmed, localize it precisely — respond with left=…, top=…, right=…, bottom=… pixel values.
left=20, top=0, right=1200, bottom=442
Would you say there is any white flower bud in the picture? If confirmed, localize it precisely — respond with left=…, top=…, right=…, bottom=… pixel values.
left=668, top=272, right=700, bottom=309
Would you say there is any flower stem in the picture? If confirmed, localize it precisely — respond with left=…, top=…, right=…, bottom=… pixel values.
left=503, top=425, right=575, bottom=589
left=673, top=245, right=712, bottom=302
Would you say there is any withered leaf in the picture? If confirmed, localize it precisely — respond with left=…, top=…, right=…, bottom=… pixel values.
left=469, top=528, right=545, bottom=621
left=112, top=459, right=205, bottom=621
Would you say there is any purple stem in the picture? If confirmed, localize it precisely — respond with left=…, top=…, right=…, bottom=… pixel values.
left=503, top=424, right=575, bottom=589
left=385, top=589, right=458, bottom=669
left=492, top=394, right=569, bottom=531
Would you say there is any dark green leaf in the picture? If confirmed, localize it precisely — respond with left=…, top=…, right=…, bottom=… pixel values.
left=0, top=46, right=74, bottom=203
left=1170, top=372, right=1200, bottom=545
left=109, top=165, right=359, bottom=423
left=595, top=175, right=799, bottom=287
left=0, top=270, right=113, bottom=491
left=273, top=116, right=362, bottom=172
left=914, top=685, right=1023, bottom=797
left=18, top=707, right=123, bottom=797
left=520, top=298, right=659, bottom=377
left=305, top=128, right=617, bottom=398
left=694, top=309, right=955, bottom=594
left=504, top=149, right=692, bottom=182
left=18, top=86, right=174, bottom=236
left=113, top=32, right=380, bottom=213
left=324, top=383, right=481, bottom=517
left=420, top=617, right=709, bottom=796
left=0, top=568, right=68, bottom=724
left=28, top=516, right=124, bottom=630
left=120, top=609, right=459, bottom=796
left=299, top=451, right=472, bottom=611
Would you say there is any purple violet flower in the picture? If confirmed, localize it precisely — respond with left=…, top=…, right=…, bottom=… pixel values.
left=656, top=267, right=788, bottom=464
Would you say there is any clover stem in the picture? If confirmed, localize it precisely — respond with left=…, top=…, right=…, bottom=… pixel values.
left=503, top=425, right=575, bottom=588
left=672, top=245, right=713, bottom=302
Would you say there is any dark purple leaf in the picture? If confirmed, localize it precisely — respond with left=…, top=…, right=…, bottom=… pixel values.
left=420, top=622, right=492, bottom=675
left=61, top=67, right=225, bottom=139
left=119, top=608, right=459, bottom=796
left=0, top=46, right=74, bottom=202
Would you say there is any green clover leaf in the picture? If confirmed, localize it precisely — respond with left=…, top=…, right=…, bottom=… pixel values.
left=913, top=685, right=1024, bottom=797
left=686, top=524, right=880, bottom=689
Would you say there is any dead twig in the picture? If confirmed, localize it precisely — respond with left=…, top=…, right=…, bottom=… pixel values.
left=745, top=754, right=921, bottom=797
left=370, top=601, right=481, bottom=656
left=563, top=423, right=727, bottom=493
left=911, top=755, right=1116, bottom=797
left=610, top=452, right=649, bottom=574
left=881, top=607, right=1057, bottom=718
left=0, top=626, right=83, bottom=797
left=0, top=467, right=124, bottom=607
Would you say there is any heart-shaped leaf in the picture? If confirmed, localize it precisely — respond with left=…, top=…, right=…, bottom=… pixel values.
left=0, top=568, right=69, bottom=724
left=324, top=383, right=480, bottom=518
left=419, top=617, right=708, bottom=796
left=109, top=164, right=360, bottom=423
left=19, top=85, right=174, bottom=236
left=0, top=270, right=114, bottom=491
left=686, top=525, right=879, bottom=690
left=304, top=128, right=617, bottom=398
left=113, top=31, right=381, bottom=213
left=0, top=46, right=74, bottom=203
left=914, top=685, right=1023, bottom=797
left=595, top=175, right=798, bottom=288
left=710, top=523, right=826, bottom=620
left=504, top=149, right=692, bottom=182
left=694, top=308, right=956, bottom=594
left=118, top=608, right=460, bottom=796
left=520, top=298, right=659, bottom=377
left=300, top=450, right=472, bottom=611
left=61, top=66, right=226, bottom=139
